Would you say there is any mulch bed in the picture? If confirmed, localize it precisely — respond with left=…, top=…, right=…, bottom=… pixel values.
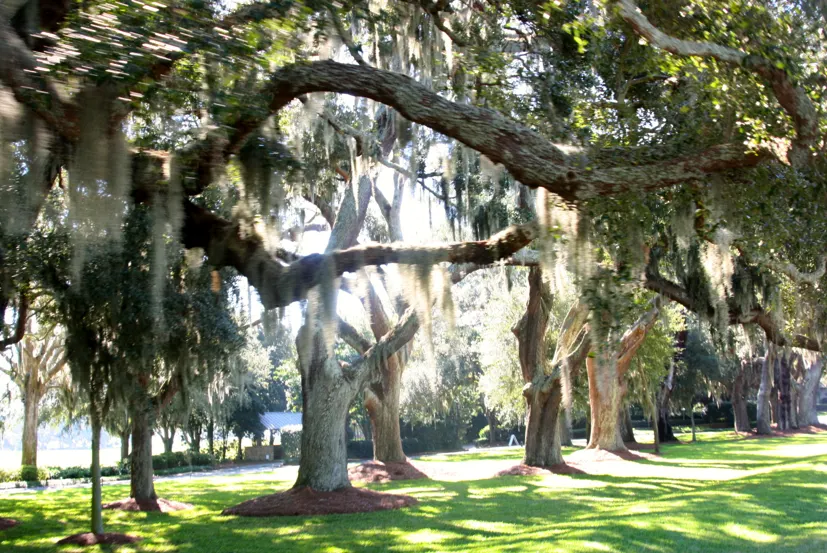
left=103, top=497, right=193, bottom=512
left=348, top=461, right=429, bottom=483
left=0, top=518, right=20, bottom=530
left=57, top=533, right=141, bottom=546
left=496, top=463, right=584, bottom=477
left=222, top=486, right=417, bottom=517
left=745, top=424, right=827, bottom=439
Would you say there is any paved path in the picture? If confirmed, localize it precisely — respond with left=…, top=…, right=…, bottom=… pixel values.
left=0, top=462, right=284, bottom=496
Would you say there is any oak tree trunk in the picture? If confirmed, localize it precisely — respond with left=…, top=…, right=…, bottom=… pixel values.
left=586, top=350, right=626, bottom=451
left=778, top=353, right=792, bottom=431
left=524, top=384, right=564, bottom=466
left=294, top=322, right=359, bottom=491
left=90, top=409, right=104, bottom=536
left=514, top=268, right=563, bottom=467
left=130, top=405, right=157, bottom=503
left=756, top=354, right=773, bottom=434
left=21, top=388, right=40, bottom=467
left=120, top=429, right=130, bottom=462
left=733, top=361, right=752, bottom=433
left=798, top=355, right=823, bottom=426
left=162, top=436, right=174, bottom=454
left=366, top=391, right=406, bottom=463
left=558, top=409, right=572, bottom=447
left=619, top=407, right=636, bottom=444
left=294, top=371, right=355, bottom=491
left=363, top=277, right=407, bottom=463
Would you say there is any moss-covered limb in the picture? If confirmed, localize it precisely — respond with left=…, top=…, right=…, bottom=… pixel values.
left=181, top=199, right=538, bottom=309
left=644, top=271, right=821, bottom=352
left=0, top=292, right=28, bottom=349
left=0, top=19, right=75, bottom=140
left=616, top=0, right=818, bottom=167
left=256, top=60, right=770, bottom=202
left=337, top=318, right=371, bottom=356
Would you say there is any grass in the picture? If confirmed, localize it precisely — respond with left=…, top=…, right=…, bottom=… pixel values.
left=1, top=432, right=826, bottom=552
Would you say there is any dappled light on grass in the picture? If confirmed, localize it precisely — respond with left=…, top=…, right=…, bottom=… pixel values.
left=722, top=523, right=778, bottom=544
left=1, top=434, right=826, bottom=552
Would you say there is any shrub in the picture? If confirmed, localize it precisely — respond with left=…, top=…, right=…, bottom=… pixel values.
left=190, top=452, right=213, bottom=467
left=0, top=468, right=16, bottom=483
left=20, top=465, right=42, bottom=482
left=478, top=425, right=490, bottom=442
left=55, top=466, right=90, bottom=479
left=401, top=438, right=425, bottom=455
left=346, top=440, right=374, bottom=459
left=282, top=429, right=302, bottom=463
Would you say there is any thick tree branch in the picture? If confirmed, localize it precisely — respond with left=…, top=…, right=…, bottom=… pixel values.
left=617, top=0, right=819, bottom=166
left=338, top=318, right=371, bottom=355
left=0, top=292, right=29, bottom=350
left=0, top=19, right=75, bottom=140
left=262, top=60, right=769, bottom=202
left=328, top=7, right=369, bottom=67
left=181, top=199, right=538, bottom=309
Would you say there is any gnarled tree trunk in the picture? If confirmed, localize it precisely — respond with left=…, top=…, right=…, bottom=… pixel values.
left=515, top=268, right=562, bottom=467
left=21, top=384, right=40, bottom=467
left=619, top=406, right=636, bottom=444
left=798, top=353, right=824, bottom=426
left=586, top=297, right=663, bottom=452
left=778, top=352, right=792, bottom=431
left=559, top=410, right=572, bottom=447
left=294, top=322, right=358, bottom=491
left=733, top=360, right=752, bottom=433
left=363, top=281, right=406, bottom=463
left=130, top=402, right=157, bottom=504
left=120, top=428, right=130, bottom=462
left=756, top=352, right=773, bottom=434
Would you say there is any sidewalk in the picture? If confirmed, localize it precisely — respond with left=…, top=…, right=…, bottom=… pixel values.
left=0, top=462, right=284, bottom=496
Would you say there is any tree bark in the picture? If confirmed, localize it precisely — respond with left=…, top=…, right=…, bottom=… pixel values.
left=514, top=267, right=564, bottom=467
left=559, top=410, right=573, bottom=447
left=733, top=360, right=752, bottom=433
left=586, top=350, right=627, bottom=451
left=120, top=428, right=130, bottom=462
left=363, top=281, right=407, bottom=463
left=21, top=386, right=40, bottom=467
left=658, top=360, right=677, bottom=442
left=294, top=326, right=356, bottom=491
left=798, top=354, right=824, bottom=426
left=207, top=417, right=215, bottom=457
left=586, top=298, right=663, bottom=451
left=236, top=433, right=243, bottom=460
left=129, top=405, right=157, bottom=504
left=619, top=406, right=636, bottom=444
left=90, top=408, right=104, bottom=536
left=756, top=353, right=773, bottom=434
left=778, top=353, right=792, bottom=431
left=162, top=435, right=174, bottom=454
left=366, top=389, right=405, bottom=463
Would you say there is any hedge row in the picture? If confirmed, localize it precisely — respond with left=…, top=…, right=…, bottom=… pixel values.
left=0, top=451, right=215, bottom=483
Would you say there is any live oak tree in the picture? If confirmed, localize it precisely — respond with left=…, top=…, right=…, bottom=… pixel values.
left=3, top=0, right=827, bottom=487
left=0, top=315, right=68, bottom=468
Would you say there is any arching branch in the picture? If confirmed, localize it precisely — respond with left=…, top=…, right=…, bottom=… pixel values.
left=616, top=0, right=819, bottom=166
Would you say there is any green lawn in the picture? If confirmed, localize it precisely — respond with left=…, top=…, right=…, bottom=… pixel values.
left=1, top=432, right=826, bottom=552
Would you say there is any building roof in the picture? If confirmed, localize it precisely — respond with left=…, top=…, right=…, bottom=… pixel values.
left=260, top=412, right=303, bottom=431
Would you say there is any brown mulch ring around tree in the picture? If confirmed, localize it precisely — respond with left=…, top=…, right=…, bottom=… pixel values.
left=0, top=518, right=20, bottom=530
left=495, top=463, right=585, bottom=477
left=56, top=533, right=141, bottom=546
left=745, top=424, right=827, bottom=439
left=222, top=486, right=417, bottom=517
left=103, top=497, right=193, bottom=512
left=348, top=460, right=429, bottom=483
